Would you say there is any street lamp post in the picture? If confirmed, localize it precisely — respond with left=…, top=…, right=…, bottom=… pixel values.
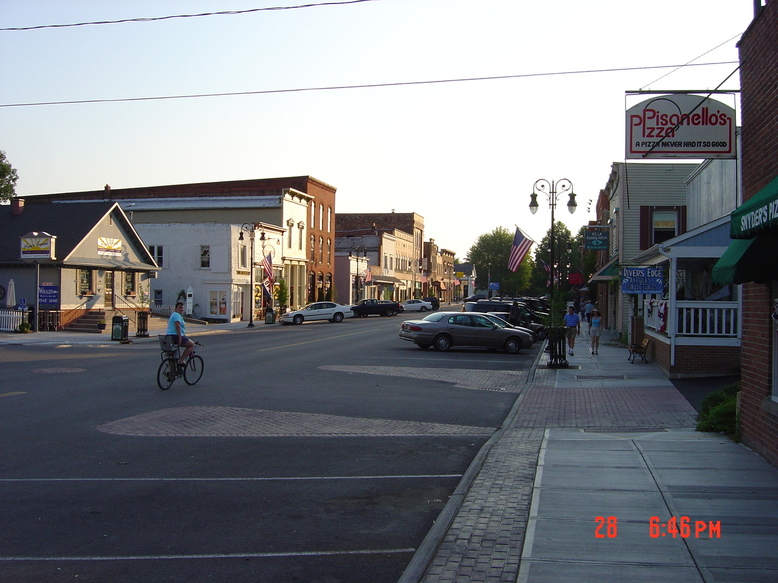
left=239, top=223, right=262, bottom=328
left=529, top=178, right=577, bottom=319
left=349, top=245, right=367, bottom=303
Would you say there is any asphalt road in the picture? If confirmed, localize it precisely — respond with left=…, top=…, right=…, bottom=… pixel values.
left=0, top=314, right=540, bottom=583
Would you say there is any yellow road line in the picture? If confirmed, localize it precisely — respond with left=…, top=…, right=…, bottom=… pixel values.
left=0, top=391, right=26, bottom=398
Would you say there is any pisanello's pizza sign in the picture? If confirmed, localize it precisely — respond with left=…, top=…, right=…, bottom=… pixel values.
left=626, top=94, right=736, bottom=159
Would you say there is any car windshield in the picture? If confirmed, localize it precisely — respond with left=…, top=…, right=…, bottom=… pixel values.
left=422, top=312, right=447, bottom=322
left=485, top=315, right=510, bottom=328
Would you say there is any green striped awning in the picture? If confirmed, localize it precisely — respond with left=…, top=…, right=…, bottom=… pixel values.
left=712, top=234, right=778, bottom=285
left=730, top=175, right=778, bottom=239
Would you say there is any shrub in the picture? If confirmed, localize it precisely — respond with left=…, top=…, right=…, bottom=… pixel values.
left=696, top=382, right=740, bottom=441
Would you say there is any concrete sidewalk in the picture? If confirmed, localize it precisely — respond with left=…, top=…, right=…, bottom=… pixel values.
left=0, top=314, right=268, bottom=346
left=408, top=330, right=778, bottom=583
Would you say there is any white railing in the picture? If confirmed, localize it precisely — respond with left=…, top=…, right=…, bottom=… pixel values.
left=644, top=300, right=739, bottom=337
left=0, top=309, right=24, bottom=332
left=677, top=301, right=739, bottom=336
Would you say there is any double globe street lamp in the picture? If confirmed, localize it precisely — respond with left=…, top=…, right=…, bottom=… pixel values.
left=239, top=223, right=266, bottom=327
left=529, top=178, right=577, bottom=323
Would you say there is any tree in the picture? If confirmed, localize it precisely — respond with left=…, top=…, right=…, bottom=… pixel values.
left=0, top=151, right=19, bottom=203
left=466, top=227, right=533, bottom=296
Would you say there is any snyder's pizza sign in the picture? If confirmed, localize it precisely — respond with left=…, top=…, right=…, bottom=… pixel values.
left=626, top=94, right=736, bottom=159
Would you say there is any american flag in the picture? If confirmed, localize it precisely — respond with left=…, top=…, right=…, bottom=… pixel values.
left=508, top=228, right=533, bottom=272
left=540, top=258, right=551, bottom=287
left=261, top=253, right=273, bottom=280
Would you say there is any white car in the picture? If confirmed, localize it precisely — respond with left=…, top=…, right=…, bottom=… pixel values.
left=400, top=299, right=434, bottom=312
left=281, top=302, right=354, bottom=325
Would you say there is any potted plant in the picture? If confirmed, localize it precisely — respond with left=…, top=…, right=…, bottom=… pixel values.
left=97, top=318, right=107, bottom=330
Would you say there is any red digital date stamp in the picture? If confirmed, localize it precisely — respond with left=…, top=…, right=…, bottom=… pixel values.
left=594, top=516, right=722, bottom=538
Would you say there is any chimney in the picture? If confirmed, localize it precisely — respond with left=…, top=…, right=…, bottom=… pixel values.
left=104, top=184, right=111, bottom=197
left=11, top=197, right=24, bottom=215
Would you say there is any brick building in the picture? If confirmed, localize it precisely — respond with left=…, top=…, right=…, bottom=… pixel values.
left=24, top=176, right=337, bottom=315
left=717, top=1, right=778, bottom=465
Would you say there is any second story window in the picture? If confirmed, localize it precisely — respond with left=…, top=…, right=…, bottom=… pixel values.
left=149, top=245, right=163, bottom=267
left=200, top=246, right=211, bottom=268
left=652, top=210, right=677, bottom=244
left=640, top=206, right=686, bottom=249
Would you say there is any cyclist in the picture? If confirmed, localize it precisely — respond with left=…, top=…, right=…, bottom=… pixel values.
left=167, top=302, right=194, bottom=366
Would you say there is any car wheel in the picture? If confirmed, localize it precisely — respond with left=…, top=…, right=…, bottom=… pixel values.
left=420, top=306, right=427, bottom=312
left=504, top=337, right=522, bottom=354
left=433, top=334, right=452, bottom=352
left=331, top=312, right=344, bottom=323
left=293, top=314, right=304, bottom=325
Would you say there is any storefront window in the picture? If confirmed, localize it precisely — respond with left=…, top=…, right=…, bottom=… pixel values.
left=78, top=269, right=93, bottom=295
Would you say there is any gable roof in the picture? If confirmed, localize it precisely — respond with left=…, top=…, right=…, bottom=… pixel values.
left=0, top=200, right=157, bottom=270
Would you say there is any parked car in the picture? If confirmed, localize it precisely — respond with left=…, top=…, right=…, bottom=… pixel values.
left=422, top=296, right=440, bottom=310
left=463, top=299, right=547, bottom=339
left=481, top=313, right=542, bottom=342
left=351, top=298, right=403, bottom=317
left=398, top=311, right=533, bottom=353
left=281, top=302, right=354, bottom=325
left=463, top=294, right=487, bottom=303
left=400, top=299, right=433, bottom=312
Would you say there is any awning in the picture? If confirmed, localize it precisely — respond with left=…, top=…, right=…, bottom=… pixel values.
left=588, top=257, right=619, bottom=283
left=369, top=274, right=403, bottom=285
left=730, top=175, right=778, bottom=238
left=712, top=234, right=778, bottom=284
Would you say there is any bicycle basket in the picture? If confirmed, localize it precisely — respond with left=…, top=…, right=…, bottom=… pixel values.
left=158, top=335, right=176, bottom=352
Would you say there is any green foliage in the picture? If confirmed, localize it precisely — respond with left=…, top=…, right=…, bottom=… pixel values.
left=274, top=277, right=289, bottom=308
left=0, top=151, right=18, bottom=203
left=696, top=382, right=740, bottom=441
left=16, top=321, right=32, bottom=333
left=466, top=227, right=532, bottom=296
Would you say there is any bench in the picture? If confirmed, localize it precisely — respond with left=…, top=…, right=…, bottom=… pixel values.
left=628, top=338, right=650, bottom=364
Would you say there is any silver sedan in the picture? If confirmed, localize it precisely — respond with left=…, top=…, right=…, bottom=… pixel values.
left=400, top=299, right=434, bottom=312
left=281, top=302, right=354, bottom=325
left=398, top=311, right=534, bottom=353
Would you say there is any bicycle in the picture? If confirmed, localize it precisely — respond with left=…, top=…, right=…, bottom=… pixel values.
left=157, top=335, right=205, bottom=390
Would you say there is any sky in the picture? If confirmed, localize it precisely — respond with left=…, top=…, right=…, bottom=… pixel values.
left=0, top=0, right=754, bottom=259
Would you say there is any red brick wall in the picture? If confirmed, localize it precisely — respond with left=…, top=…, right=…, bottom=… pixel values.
left=649, top=337, right=740, bottom=378
left=738, top=0, right=778, bottom=466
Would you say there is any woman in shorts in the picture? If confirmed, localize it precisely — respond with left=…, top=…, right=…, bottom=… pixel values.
left=589, top=309, right=602, bottom=355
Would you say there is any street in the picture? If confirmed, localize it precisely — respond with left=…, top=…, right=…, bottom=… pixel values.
left=0, top=315, right=540, bottom=583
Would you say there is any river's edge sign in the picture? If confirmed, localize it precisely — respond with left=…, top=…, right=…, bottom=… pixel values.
left=626, top=94, right=736, bottom=159
left=622, top=267, right=664, bottom=294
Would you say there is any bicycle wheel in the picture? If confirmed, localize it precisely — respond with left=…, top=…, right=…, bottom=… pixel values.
left=184, top=355, right=204, bottom=385
left=157, top=358, right=176, bottom=390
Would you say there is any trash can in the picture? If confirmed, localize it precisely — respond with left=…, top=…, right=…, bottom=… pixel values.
left=111, top=315, right=129, bottom=341
left=265, top=307, right=275, bottom=325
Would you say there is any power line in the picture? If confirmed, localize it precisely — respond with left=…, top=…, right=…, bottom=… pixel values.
left=0, top=0, right=383, bottom=32
left=640, top=32, right=743, bottom=89
left=0, top=61, right=739, bottom=109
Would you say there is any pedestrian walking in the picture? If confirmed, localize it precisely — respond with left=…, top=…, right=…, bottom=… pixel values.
left=563, top=305, right=580, bottom=356
left=589, top=309, right=602, bottom=355
left=508, top=301, right=520, bottom=326
left=584, top=299, right=595, bottom=324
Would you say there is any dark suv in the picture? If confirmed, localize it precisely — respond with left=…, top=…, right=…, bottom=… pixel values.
left=422, top=296, right=440, bottom=310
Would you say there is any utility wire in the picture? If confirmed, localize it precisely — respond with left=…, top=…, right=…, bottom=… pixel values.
left=640, top=32, right=742, bottom=89
left=0, top=61, right=739, bottom=109
left=0, top=0, right=383, bottom=31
